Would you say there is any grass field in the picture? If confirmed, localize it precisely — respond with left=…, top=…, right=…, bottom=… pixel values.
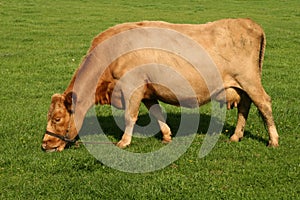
left=1, top=0, right=299, bottom=199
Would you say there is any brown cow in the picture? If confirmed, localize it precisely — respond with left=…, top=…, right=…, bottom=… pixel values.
left=42, top=18, right=279, bottom=152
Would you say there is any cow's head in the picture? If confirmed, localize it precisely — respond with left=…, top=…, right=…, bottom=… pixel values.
left=42, top=92, right=78, bottom=152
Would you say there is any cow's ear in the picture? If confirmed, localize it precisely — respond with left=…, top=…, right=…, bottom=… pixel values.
left=51, top=93, right=63, bottom=103
left=64, top=92, right=77, bottom=113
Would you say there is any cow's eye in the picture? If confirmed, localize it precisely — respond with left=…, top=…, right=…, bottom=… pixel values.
left=54, top=118, right=61, bottom=123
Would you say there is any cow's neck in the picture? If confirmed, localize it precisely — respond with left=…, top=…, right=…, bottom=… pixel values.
left=64, top=52, right=107, bottom=133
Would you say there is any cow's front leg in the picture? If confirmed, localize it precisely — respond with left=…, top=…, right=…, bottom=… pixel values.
left=116, top=87, right=143, bottom=149
left=116, top=116, right=136, bottom=148
left=143, top=99, right=172, bottom=143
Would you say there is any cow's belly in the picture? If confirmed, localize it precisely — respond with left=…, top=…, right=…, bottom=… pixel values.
left=149, top=83, right=211, bottom=108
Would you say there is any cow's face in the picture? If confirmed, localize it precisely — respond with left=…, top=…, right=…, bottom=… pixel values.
left=42, top=92, right=77, bottom=152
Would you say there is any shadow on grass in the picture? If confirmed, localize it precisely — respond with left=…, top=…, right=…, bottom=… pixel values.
left=78, top=111, right=269, bottom=146
left=69, top=110, right=269, bottom=169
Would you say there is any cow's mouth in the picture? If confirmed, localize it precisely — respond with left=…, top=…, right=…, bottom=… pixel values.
left=41, top=145, right=58, bottom=153
left=45, top=148, right=57, bottom=153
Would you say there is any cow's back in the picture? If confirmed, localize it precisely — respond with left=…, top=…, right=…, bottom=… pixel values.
left=89, top=18, right=264, bottom=72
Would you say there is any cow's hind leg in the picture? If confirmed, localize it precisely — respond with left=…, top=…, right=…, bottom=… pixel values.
left=230, top=92, right=252, bottom=142
left=241, top=82, right=279, bottom=147
left=143, top=99, right=172, bottom=143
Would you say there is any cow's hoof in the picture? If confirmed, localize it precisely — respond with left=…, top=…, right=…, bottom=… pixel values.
left=162, top=139, right=172, bottom=144
left=116, top=133, right=131, bottom=148
left=162, top=136, right=172, bottom=144
left=116, top=141, right=130, bottom=148
left=268, top=140, right=279, bottom=147
left=230, top=134, right=241, bottom=142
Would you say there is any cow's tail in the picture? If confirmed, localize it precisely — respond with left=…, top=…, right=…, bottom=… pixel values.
left=257, top=31, right=268, bottom=130
left=258, top=31, right=266, bottom=75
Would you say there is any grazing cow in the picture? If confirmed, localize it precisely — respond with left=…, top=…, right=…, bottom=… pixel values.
left=42, top=18, right=279, bottom=152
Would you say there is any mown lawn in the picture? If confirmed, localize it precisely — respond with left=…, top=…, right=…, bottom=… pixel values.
left=0, top=0, right=299, bottom=199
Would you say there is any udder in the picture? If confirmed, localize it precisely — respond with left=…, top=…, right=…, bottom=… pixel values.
left=215, top=87, right=243, bottom=110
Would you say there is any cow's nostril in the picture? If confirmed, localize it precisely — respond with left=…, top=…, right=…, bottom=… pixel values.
left=41, top=145, right=46, bottom=151
left=42, top=141, right=47, bottom=149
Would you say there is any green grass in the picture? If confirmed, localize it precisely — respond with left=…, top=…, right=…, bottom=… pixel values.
left=1, top=0, right=299, bottom=199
